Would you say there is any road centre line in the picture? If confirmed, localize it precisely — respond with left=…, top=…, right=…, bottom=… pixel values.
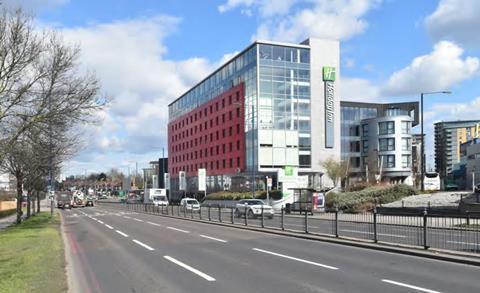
left=105, top=224, right=114, bottom=229
left=133, top=239, right=155, bottom=251
left=340, top=229, right=406, bottom=238
left=164, top=256, right=215, bottom=281
left=115, top=230, right=128, bottom=237
left=123, top=216, right=131, bottom=219
left=199, top=235, right=227, bottom=243
left=133, top=218, right=144, bottom=222
left=97, top=220, right=104, bottom=224
left=382, top=279, right=442, bottom=293
left=252, top=248, right=338, bottom=270
left=147, top=221, right=162, bottom=226
left=167, top=226, right=190, bottom=233
left=447, top=240, right=478, bottom=246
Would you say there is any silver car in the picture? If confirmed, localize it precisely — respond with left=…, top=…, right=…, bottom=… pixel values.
left=235, top=199, right=274, bottom=219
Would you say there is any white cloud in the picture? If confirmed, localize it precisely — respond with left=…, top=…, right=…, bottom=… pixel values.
left=425, top=0, right=480, bottom=49
left=341, top=77, right=379, bottom=102
left=56, top=15, right=219, bottom=174
left=430, top=96, right=480, bottom=122
left=382, top=41, right=479, bottom=97
left=218, top=0, right=381, bottom=43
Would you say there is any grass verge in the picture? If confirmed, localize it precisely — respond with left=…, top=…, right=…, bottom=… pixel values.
left=0, top=212, right=67, bottom=293
left=0, top=209, right=16, bottom=219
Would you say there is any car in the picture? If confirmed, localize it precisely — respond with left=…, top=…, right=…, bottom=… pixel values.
left=235, top=199, right=274, bottom=219
left=180, top=198, right=200, bottom=212
left=475, top=183, right=480, bottom=193
left=85, top=197, right=95, bottom=207
left=153, top=195, right=169, bottom=207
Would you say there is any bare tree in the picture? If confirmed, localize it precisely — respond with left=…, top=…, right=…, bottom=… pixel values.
left=321, top=157, right=349, bottom=188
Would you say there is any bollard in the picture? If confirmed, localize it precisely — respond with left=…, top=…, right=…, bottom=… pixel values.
left=335, top=208, right=339, bottom=238
left=199, top=206, right=202, bottom=220
left=50, top=199, right=53, bottom=216
left=191, top=207, right=194, bottom=219
left=304, top=209, right=308, bottom=234
left=208, top=206, right=211, bottom=221
left=281, top=207, right=284, bottom=230
left=244, top=205, right=248, bottom=226
left=231, top=207, right=234, bottom=224
left=219, top=206, right=222, bottom=223
left=466, top=211, right=470, bottom=226
left=261, top=205, right=265, bottom=228
left=177, top=205, right=180, bottom=217
left=423, top=207, right=429, bottom=250
left=161, top=205, right=164, bottom=214
left=184, top=205, right=186, bottom=218
left=373, top=207, right=378, bottom=243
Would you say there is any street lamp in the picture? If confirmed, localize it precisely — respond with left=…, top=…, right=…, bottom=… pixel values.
left=420, top=91, right=451, bottom=192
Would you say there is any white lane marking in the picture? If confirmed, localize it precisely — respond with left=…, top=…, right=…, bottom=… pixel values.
left=340, top=229, right=406, bottom=238
left=447, top=240, right=477, bottom=246
left=147, top=221, right=162, bottom=226
left=133, top=218, right=144, bottom=222
left=133, top=239, right=155, bottom=251
left=91, top=218, right=98, bottom=221
left=252, top=248, right=338, bottom=270
left=97, top=220, right=104, bottom=224
left=115, top=230, right=128, bottom=237
left=199, top=235, right=227, bottom=243
left=105, top=224, right=114, bottom=229
left=164, top=256, right=215, bottom=281
left=167, top=226, right=190, bottom=233
left=382, top=279, right=442, bottom=293
left=123, top=216, right=131, bottom=219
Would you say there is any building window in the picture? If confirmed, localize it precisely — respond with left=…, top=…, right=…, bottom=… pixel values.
left=402, top=155, right=411, bottom=168
left=379, top=138, right=395, bottom=151
left=229, top=158, right=233, bottom=168
left=350, top=157, right=360, bottom=168
left=379, top=121, right=395, bottom=135
left=350, top=141, right=360, bottom=152
left=379, top=155, right=395, bottom=168
left=237, top=157, right=240, bottom=167
left=237, top=140, right=241, bottom=150
left=362, top=124, right=369, bottom=137
left=402, top=138, right=411, bottom=151
left=223, top=160, right=226, bottom=168
left=401, top=121, right=411, bottom=134
left=362, top=140, right=369, bottom=153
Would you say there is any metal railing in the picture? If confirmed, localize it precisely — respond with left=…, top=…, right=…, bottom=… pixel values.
left=102, top=201, right=480, bottom=255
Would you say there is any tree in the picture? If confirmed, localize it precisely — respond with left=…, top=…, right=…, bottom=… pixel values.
left=0, top=9, right=105, bottom=223
left=321, top=157, right=349, bottom=188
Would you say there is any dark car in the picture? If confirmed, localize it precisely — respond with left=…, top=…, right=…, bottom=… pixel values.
left=85, top=197, right=95, bottom=207
left=475, top=183, right=480, bottom=193
left=56, top=194, right=72, bottom=209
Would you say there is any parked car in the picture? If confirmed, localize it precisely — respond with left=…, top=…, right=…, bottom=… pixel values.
left=153, top=195, right=169, bottom=207
left=475, top=183, right=480, bottom=193
left=235, top=199, right=274, bottom=219
left=180, top=198, right=200, bottom=212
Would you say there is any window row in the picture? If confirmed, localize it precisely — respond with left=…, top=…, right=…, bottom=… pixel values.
left=171, top=157, right=242, bottom=174
left=362, top=138, right=412, bottom=153
left=172, top=141, right=242, bottom=163
left=172, top=121, right=241, bottom=143
left=172, top=127, right=242, bottom=152
left=171, top=93, right=241, bottom=132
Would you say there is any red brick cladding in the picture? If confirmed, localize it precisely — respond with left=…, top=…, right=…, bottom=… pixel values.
left=168, top=83, right=245, bottom=178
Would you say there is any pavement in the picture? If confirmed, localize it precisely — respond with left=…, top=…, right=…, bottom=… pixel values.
left=384, top=191, right=471, bottom=208
left=61, top=205, right=480, bottom=293
left=0, top=200, right=52, bottom=229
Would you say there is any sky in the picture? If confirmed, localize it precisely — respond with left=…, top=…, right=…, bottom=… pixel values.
left=5, top=0, right=480, bottom=176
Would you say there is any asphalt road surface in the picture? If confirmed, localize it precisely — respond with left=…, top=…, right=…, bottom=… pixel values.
left=61, top=205, right=480, bottom=293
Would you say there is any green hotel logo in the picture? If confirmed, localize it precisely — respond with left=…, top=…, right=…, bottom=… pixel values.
left=284, top=166, right=294, bottom=176
left=323, top=66, right=336, bottom=81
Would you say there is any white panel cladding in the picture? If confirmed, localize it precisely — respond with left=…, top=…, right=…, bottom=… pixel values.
left=286, top=148, right=299, bottom=165
left=273, top=148, right=286, bottom=165
left=285, top=130, right=299, bottom=146
left=304, top=38, right=341, bottom=187
left=259, top=129, right=273, bottom=145
left=272, top=130, right=286, bottom=147
left=259, top=147, right=273, bottom=165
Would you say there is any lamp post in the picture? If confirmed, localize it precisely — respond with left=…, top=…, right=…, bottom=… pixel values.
left=420, top=91, right=451, bottom=192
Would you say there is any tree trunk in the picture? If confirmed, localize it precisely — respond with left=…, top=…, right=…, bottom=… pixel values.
left=16, top=172, right=23, bottom=224
left=37, top=190, right=41, bottom=213
left=26, top=191, right=31, bottom=218
left=32, top=194, right=36, bottom=216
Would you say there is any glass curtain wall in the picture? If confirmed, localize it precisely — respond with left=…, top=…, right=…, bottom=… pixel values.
left=257, top=43, right=311, bottom=168
left=340, top=106, right=377, bottom=161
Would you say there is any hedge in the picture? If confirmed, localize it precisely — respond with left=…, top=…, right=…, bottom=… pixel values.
left=326, top=184, right=417, bottom=213
left=204, top=190, right=283, bottom=201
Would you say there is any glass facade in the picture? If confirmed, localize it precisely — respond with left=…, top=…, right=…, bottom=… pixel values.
left=340, top=105, right=377, bottom=161
left=258, top=44, right=311, bottom=168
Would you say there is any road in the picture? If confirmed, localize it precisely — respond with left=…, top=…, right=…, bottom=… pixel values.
left=61, top=205, right=480, bottom=293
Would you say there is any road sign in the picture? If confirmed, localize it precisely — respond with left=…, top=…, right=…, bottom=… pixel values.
left=179, top=171, right=186, bottom=191
left=198, top=169, right=206, bottom=191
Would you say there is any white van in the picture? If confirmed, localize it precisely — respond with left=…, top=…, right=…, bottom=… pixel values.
left=153, top=195, right=169, bottom=207
left=180, top=198, right=200, bottom=211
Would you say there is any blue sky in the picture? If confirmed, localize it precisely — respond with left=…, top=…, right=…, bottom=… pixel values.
left=7, top=0, right=480, bottom=175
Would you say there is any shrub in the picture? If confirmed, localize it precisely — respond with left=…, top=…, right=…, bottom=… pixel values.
left=327, top=184, right=416, bottom=213
left=204, top=190, right=283, bottom=201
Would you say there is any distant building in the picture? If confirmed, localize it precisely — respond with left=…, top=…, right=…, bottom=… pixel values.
left=0, top=173, right=14, bottom=191
left=434, top=120, right=480, bottom=185
left=459, top=138, right=480, bottom=190
left=340, top=101, right=419, bottom=184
